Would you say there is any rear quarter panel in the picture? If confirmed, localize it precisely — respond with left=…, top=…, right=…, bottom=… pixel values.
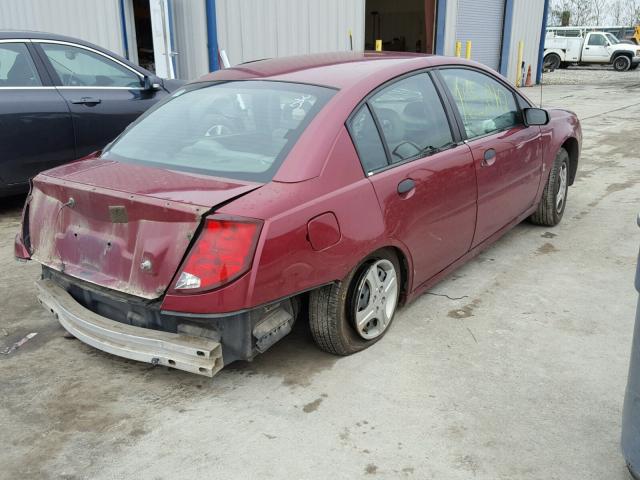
left=161, top=127, right=413, bottom=314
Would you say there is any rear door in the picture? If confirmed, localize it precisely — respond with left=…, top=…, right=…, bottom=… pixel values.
left=348, top=72, right=477, bottom=289
left=0, top=40, right=74, bottom=186
left=33, top=40, right=167, bottom=158
left=437, top=67, right=543, bottom=247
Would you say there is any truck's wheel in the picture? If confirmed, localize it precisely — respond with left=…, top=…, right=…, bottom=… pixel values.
left=530, top=148, right=570, bottom=227
left=613, top=55, right=631, bottom=71
left=544, top=53, right=561, bottom=70
left=309, top=249, right=401, bottom=355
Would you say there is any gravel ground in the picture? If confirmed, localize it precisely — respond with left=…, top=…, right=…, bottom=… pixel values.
left=542, top=64, right=640, bottom=85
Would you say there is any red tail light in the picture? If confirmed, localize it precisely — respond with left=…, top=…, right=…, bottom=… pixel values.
left=174, top=216, right=262, bottom=292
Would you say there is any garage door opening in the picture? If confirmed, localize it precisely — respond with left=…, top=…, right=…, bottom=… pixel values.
left=125, top=0, right=176, bottom=78
left=132, top=0, right=154, bottom=72
left=365, top=0, right=436, bottom=53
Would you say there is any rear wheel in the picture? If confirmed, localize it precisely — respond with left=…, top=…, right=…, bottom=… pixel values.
left=613, top=55, right=632, bottom=72
left=530, top=148, right=569, bottom=227
left=544, top=53, right=561, bottom=70
left=309, top=249, right=401, bottom=355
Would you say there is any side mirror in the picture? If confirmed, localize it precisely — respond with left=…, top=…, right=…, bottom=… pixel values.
left=523, top=107, right=549, bottom=126
left=142, top=75, right=161, bottom=91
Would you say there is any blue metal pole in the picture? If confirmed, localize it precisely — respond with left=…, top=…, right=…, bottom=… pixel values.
left=435, top=0, right=447, bottom=55
left=536, top=0, right=550, bottom=84
left=499, top=0, right=515, bottom=76
left=119, top=0, right=130, bottom=59
left=205, top=0, right=220, bottom=71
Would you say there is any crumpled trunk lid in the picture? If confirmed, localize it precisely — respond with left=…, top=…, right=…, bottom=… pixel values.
left=28, top=159, right=261, bottom=299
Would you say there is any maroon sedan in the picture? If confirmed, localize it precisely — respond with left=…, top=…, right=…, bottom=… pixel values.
left=15, top=52, right=581, bottom=377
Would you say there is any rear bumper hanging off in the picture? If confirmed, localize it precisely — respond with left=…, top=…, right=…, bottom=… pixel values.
left=36, top=279, right=224, bottom=377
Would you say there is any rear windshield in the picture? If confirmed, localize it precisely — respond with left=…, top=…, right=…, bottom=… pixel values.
left=102, top=80, right=335, bottom=182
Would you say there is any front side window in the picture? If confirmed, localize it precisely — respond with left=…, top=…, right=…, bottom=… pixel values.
left=588, top=34, right=607, bottom=46
left=102, top=81, right=335, bottom=182
left=440, top=68, right=520, bottom=139
left=605, top=33, right=619, bottom=45
left=368, top=73, right=454, bottom=163
left=40, top=43, right=141, bottom=88
left=0, top=43, right=41, bottom=87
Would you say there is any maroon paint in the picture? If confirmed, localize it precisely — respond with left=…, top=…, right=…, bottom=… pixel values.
left=307, top=212, right=341, bottom=251
left=16, top=53, right=582, bottom=317
left=367, top=145, right=477, bottom=288
left=466, top=126, right=543, bottom=246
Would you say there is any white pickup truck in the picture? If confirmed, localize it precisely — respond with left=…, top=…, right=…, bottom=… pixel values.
left=544, top=31, right=640, bottom=71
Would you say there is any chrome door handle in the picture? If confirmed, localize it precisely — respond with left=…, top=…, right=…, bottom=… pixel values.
left=397, top=178, right=415, bottom=195
left=482, top=149, right=497, bottom=167
left=71, top=97, right=102, bottom=106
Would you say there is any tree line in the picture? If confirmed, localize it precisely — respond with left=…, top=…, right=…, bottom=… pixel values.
left=550, top=0, right=640, bottom=26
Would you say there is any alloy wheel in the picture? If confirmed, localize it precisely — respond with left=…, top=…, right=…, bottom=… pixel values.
left=353, top=259, right=399, bottom=340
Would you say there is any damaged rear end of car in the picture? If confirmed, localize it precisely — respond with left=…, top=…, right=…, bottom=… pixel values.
left=15, top=78, right=335, bottom=377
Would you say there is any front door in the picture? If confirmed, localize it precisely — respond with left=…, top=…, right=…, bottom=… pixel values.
left=582, top=33, right=611, bottom=62
left=438, top=68, right=543, bottom=247
left=0, top=41, right=74, bottom=186
left=348, top=73, right=477, bottom=288
left=34, top=41, right=165, bottom=157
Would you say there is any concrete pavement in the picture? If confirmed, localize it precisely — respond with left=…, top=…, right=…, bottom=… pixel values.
left=1, top=77, right=639, bottom=480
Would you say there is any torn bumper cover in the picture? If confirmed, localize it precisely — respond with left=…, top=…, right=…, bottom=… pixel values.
left=36, top=279, right=224, bottom=377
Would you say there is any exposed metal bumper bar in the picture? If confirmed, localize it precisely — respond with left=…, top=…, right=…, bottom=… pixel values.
left=36, top=279, right=223, bottom=377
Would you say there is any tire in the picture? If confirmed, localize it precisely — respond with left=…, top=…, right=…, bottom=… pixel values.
left=309, top=248, right=401, bottom=355
left=613, top=55, right=631, bottom=72
left=544, top=53, right=561, bottom=70
left=530, top=148, right=570, bottom=227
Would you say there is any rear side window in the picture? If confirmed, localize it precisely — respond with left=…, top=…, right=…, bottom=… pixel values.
left=0, top=43, right=41, bottom=87
left=440, top=68, right=520, bottom=139
left=348, top=106, right=388, bottom=174
left=368, top=73, right=454, bottom=163
left=103, top=81, right=335, bottom=182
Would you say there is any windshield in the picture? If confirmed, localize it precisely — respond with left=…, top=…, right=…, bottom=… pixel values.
left=605, top=33, right=619, bottom=44
left=102, top=81, right=335, bottom=182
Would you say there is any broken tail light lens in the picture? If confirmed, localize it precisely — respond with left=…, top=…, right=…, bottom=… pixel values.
left=174, top=216, right=262, bottom=292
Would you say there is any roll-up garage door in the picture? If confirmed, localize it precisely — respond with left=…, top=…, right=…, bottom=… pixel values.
left=455, top=0, right=505, bottom=71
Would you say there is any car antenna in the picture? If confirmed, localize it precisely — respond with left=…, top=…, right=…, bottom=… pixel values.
left=540, top=66, right=544, bottom=108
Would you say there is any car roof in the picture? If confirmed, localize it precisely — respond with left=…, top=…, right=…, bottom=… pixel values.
left=195, top=51, right=471, bottom=90
left=0, top=30, right=152, bottom=76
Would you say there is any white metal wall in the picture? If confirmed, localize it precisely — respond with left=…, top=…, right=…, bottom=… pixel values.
left=0, top=0, right=124, bottom=55
left=215, top=0, right=365, bottom=66
left=506, top=0, right=544, bottom=85
left=172, top=0, right=209, bottom=80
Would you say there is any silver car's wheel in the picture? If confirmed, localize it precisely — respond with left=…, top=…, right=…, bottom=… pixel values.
left=353, top=259, right=399, bottom=340
left=309, top=249, right=402, bottom=355
left=556, top=162, right=567, bottom=213
left=530, top=147, right=570, bottom=227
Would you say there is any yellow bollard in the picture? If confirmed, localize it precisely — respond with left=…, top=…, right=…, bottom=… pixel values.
left=465, top=41, right=472, bottom=59
left=516, top=41, right=524, bottom=87
left=455, top=41, right=461, bottom=57
left=375, top=39, right=382, bottom=52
